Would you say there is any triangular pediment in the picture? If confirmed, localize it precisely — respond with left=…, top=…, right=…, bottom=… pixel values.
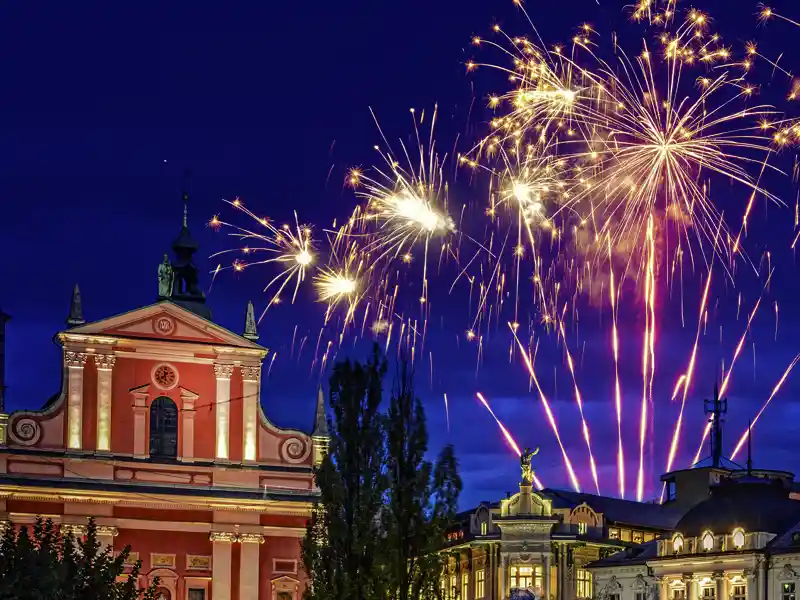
left=65, top=301, right=265, bottom=350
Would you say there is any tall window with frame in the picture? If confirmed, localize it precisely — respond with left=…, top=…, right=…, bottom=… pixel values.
left=635, top=592, right=647, bottom=600
left=510, top=565, right=542, bottom=590
left=783, top=583, right=796, bottom=600
left=672, top=588, right=687, bottom=600
left=732, top=584, right=746, bottom=600
left=462, top=573, right=469, bottom=600
left=149, top=396, right=178, bottom=458
left=187, top=590, right=205, bottom=600
left=450, top=575, right=457, bottom=599
left=576, top=569, right=593, bottom=598
left=476, top=569, right=485, bottom=599
left=702, top=586, right=716, bottom=600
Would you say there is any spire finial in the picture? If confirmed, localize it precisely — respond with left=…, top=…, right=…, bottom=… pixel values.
left=182, top=191, right=188, bottom=228
left=243, top=301, right=259, bottom=341
left=312, top=384, right=329, bottom=438
left=67, top=284, right=85, bottom=328
left=703, top=380, right=727, bottom=468
left=746, top=419, right=753, bottom=474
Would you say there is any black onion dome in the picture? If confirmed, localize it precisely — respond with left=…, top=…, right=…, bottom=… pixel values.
left=675, top=477, right=800, bottom=537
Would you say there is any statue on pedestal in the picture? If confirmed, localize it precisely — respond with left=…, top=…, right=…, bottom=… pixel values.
left=158, top=254, right=174, bottom=298
left=520, top=446, right=539, bottom=485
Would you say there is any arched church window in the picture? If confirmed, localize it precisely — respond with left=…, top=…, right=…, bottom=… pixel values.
left=149, top=396, right=178, bottom=458
left=701, top=530, right=715, bottom=552
left=155, top=588, right=171, bottom=600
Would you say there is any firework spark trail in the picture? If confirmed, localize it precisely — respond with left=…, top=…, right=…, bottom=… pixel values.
left=759, top=5, right=800, bottom=30
left=476, top=392, right=544, bottom=490
left=558, top=319, right=601, bottom=495
left=664, top=270, right=713, bottom=480
left=730, top=353, right=800, bottom=461
left=608, top=257, right=625, bottom=499
left=689, top=271, right=773, bottom=466
left=637, top=214, right=656, bottom=502
left=509, top=323, right=581, bottom=492
left=444, top=393, right=451, bottom=433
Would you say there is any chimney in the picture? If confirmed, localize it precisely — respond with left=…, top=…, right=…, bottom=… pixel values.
left=0, top=310, right=9, bottom=413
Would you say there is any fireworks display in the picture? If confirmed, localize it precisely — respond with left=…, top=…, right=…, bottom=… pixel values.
left=211, top=0, right=800, bottom=501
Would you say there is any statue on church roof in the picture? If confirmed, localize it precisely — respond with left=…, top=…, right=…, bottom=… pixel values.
left=158, top=254, right=174, bottom=298
left=521, top=446, right=539, bottom=485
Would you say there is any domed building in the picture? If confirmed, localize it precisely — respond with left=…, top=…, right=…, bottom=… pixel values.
left=588, top=395, right=800, bottom=600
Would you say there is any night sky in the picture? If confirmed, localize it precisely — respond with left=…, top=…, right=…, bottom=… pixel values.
left=3, top=0, right=800, bottom=508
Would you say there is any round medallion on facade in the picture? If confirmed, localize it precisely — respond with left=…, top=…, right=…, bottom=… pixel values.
left=152, top=316, right=176, bottom=336
left=151, top=363, right=179, bottom=390
left=9, top=417, right=42, bottom=446
left=279, top=436, right=311, bottom=464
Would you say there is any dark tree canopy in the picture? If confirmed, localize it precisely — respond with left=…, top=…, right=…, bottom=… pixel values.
left=302, top=346, right=462, bottom=600
left=0, top=517, right=158, bottom=600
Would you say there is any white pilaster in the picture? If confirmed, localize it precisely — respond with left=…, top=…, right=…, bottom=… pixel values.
left=543, top=554, right=552, bottom=600
left=499, top=553, right=506, bottom=600
left=210, top=531, right=235, bottom=600
left=130, top=386, right=150, bottom=458
left=65, top=351, right=88, bottom=450
left=180, top=387, right=199, bottom=461
left=94, top=354, right=116, bottom=453
left=240, top=366, right=261, bottom=462
left=685, top=576, right=697, bottom=600
left=238, top=533, right=264, bottom=600
left=214, top=364, right=234, bottom=461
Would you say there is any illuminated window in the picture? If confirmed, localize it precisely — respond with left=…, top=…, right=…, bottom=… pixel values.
left=608, top=527, right=620, bottom=540
left=451, top=576, right=456, bottom=599
left=643, top=532, right=655, bottom=542
left=578, top=522, right=588, bottom=534
left=632, top=531, right=644, bottom=544
left=442, top=578, right=448, bottom=599
left=576, top=569, right=593, bottom=598
left=621, top=529, right=632, bottom=542
left=783, top=583, right=796, bottom=600
left=732, top=528, right=746, bottom=549
left=481, top=521, right=488, bottom=535
left=702, top=586, right=716, bottom=600
left=702, top=531, right=715, bottom=552
left=672, top=534, right=684, bottom=553
left=463, top=573, right=469, bottom=600
left=510, top=565, right=543, bottom=590
left=476, top=569, right=485, bottom=599
left=149, top=396, right=178, bottom=458
left=732, top=585, right=746, bottom=600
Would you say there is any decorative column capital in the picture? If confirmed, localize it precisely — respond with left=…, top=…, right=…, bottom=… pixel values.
left=238, top=533, right=265, bottom=544
left=65, top=351, right=88, bottom=367
left=209, top=531, right=238, bottom=543
left=96, top=525, right=119, bottom=537
left=713, top=572, right=725, bottom=582
left=213, top=364, right=234, bottom=379
left=240, top=365, right=261, bottom=382
left=94, top=354, right=117, bottom=370
left=61, top=523, right=89, bottom=537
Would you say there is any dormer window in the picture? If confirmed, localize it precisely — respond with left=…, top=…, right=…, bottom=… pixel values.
left=732, top=528, right=745, bottom=549
left=701, top=531, right=715, bottom=552
left=578, top=522, right=588, bottom=534
left=480, top=521, right=488, bottom=536
left=672, top=533, right=684, bottom=553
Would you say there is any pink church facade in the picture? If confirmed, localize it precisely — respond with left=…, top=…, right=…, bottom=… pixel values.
left=0, top=201, right=327, bottom=600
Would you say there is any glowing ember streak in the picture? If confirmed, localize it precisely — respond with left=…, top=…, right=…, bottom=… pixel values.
left=609, top=260, right=625, bottom=499
left=444, top=393, right=451, bottom=433
left=509, top=324, right=581, bottom=493
left=637, top=215, right=656, bottom=502
left=690, top=290, right=767, bottom=467
left=558, top=320, right=601, bottom=495
left=476, top=392, right=544, bottom=490
left=314, top=268, right=358, bottom=302
left=730, top=353, right=800, bottom=460
left=665, top=271, right=713, bottom=477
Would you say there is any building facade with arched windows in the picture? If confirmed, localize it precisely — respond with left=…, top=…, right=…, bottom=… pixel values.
left=0, top=197, right=328, bottom=600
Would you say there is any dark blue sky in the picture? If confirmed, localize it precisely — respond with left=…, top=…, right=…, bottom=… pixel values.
left=2, top=0, right=800, bottom=507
